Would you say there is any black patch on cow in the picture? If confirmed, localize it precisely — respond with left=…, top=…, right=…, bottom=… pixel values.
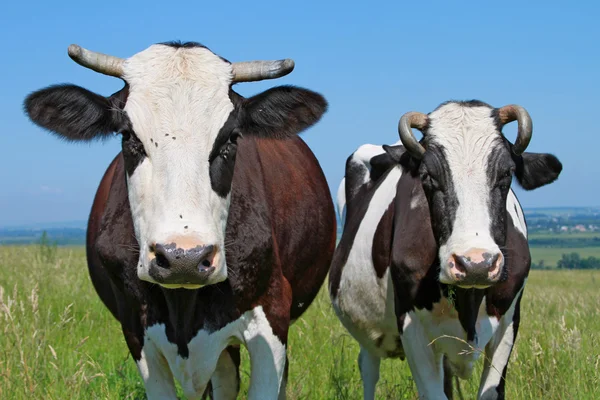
left=433, top=99, right=494, bottom=112
left=160, top=41, right=208, bottom=49
left=122, top=129, right=148, bottom=177
left=450, top=287, right=486, bottom=342
left=209, top=86, right=327, bottom=198
left=389, top=172, right=439, bottom=329
left=418, top=143, right=459, bottom=248
left=24, top=84, right=130, bottom=141
left=372, top=145, right=405, bottom=181
left=485, top=139, right=515, bottom=255
left=372, top=201, right=395, bottom=278
left=209, top=111, right=241, bottom=198
left=159, top=41, right=231, bottom=64
left=330, top=167, right=396, bottom=297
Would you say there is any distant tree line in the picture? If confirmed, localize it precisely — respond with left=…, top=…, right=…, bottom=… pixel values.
left=528, top=237, right=600, bottom=248
left=531, top=253, right=600, bottom=270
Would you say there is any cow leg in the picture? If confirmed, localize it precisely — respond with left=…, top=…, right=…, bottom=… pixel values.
left=443, top=355, right=454, bottom=399
left=244, top=307, right=288, bottom=399
left=244, top=275, right=291, bottom=400
left=358, top=346, right=381, bottom=400
left=401, top=313, right=447, bottom=399
left=210, top=345, right=241, bottom=400
left=135, top=341, right=178, bottom=400
left=477, top=292, right=523, bottom=400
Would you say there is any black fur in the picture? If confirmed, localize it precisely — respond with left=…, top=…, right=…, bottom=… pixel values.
left=240, top=85, right=327, bottom=139
left=513, top=152, right=562, bottom=190
left=122, top=130, right=148, bottom=177
left=24, top=84, right=129, bottom=141
left=209, top=86, right=327, bottom=197
left=418, top=143, right=459, bottom=248
left=160, top=41, right=207, bottom=49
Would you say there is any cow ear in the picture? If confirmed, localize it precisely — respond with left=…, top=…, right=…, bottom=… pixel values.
left=240, top=85, right=327, bottom=139
left=513, top=152, right=562, bottom=190
left=24, top=84, right=123, bottom=141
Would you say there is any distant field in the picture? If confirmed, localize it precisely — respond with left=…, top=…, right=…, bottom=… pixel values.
left=530, top=246, right=600, bottom=266
left=1, top=246, right=598, bottom=399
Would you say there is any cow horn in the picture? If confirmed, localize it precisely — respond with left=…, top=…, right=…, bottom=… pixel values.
left=67, top=44, right=124, bottom=78
left=398, top=112, right=427, bottom=159
left=231, top=59, right=295, bottom=83
left=497, top=105, right=532, bottom=155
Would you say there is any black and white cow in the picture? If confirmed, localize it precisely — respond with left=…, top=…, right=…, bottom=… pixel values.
left=25, top=42, right=336, bottom=399
left=330, top=100, right=562, bottom=399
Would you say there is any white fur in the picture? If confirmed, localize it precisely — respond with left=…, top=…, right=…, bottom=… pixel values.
left=122, top=44, right=235, bottom=285
left=136, top=306, right=285, bottom=399
left=478, top=282, right=525, bottom=397
left=337, top=142, right=401, bottom=227
left=427, top=103, right=505, bottom=284
left=332, top=165, right=403, bottom=358
left=336, top=177, right=346, bottom=226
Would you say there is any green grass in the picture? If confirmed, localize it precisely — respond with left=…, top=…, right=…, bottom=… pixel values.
left=530, top=246, right=600, bottom=266
left=1, top=246, right=599, bottom=399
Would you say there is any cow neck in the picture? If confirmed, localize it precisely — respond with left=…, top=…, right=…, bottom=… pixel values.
left=443, top=285, right=486, bottom=342
left=161, top=289, right=200, bottom=357
left=159, top=284, right=237, bottom=358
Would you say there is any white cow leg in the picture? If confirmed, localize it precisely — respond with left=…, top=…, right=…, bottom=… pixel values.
left=358, top=345, right=381, bottom=400
left=478, top=294, right=523, bottom=400
left=244, top=307, right=288, bottom=400
left=136, top=344, right=178, bottom=400
left=401, top=313, right=446, bottom=399
left=211, top=346, right=240, bottom=400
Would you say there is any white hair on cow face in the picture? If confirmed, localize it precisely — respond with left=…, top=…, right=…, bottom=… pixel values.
left=122, top=44, right=235, bottom=286
left=425, top=101, right=508, bottom=288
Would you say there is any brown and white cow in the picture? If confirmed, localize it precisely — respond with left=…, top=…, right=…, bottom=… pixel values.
left=24, top=42, right=336, bottom=399
left=330, top=100, right=562, bottom=399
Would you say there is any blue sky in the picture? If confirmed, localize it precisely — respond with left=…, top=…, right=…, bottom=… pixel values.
left=0, top=0, right=598, bottom=226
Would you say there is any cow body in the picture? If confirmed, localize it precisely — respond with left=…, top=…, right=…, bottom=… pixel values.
left=25, top=42, right=336, bottom=399
left=331, top=146, right=527, bottom=399
left=330, top=101, right=561, bottom=400
left=90, top=136, right=334, bottom=399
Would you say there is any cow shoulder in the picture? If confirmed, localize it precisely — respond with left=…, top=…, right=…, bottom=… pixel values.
left=389, top=171, right=439, bottom=319
left=486, top=194, right=530, bottom=318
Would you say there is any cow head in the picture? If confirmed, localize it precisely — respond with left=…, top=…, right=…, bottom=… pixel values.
left=389, top=101, right=562, bottom=288
left=24, top=42, right=326, bottom=289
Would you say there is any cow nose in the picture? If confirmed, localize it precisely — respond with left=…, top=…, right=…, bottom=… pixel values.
left=149, top=243, right=217, bottom=286
left=449, top=250, right=504, bottom=286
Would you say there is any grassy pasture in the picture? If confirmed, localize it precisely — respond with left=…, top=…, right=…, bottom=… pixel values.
left=0, top=246, right=598, bottom=399
left=530, top=246, right=600, bottom=266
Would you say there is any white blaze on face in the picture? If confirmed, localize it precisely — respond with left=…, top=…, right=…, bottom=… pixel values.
left=426, top=103, right=504, bottom=284
left=121, top=44, right=235, bottom=283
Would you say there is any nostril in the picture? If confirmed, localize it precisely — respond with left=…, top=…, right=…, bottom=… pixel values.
left=201, top=259, right=211, bottom=268
left=156, top=253, right=170, bottom=269
left=152, top=244, right=171, bottom=269
left=489, top=253, right=501, bottom=271
left=451, top=254, right=468, bottom=273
